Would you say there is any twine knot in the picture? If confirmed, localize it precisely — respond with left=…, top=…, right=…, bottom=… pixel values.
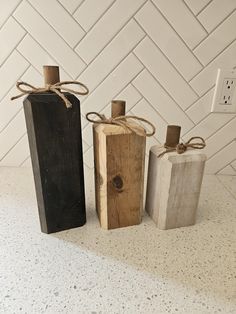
left=158, top=136, right=206, bottom=157
left=86, top=112, right=155, bottom=137
left=176, top=143, right=187, bottom=154
left=11, top=81, right=89, bottom=109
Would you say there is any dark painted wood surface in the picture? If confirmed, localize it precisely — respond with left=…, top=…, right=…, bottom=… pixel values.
left=24, top=92, right=86, bottom=233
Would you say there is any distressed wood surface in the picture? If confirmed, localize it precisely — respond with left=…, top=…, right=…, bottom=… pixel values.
left=146, top=147, right=207, bottom=230
left=93, top=123, right=146, bottom=229
left=24, top=92, right=86, bottom=233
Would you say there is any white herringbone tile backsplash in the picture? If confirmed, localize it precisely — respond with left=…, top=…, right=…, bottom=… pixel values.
left=0, top=0, right=236, bottom=174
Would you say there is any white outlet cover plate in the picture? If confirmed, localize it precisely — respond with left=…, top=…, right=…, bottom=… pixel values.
left=211, top=68, right=236, bottom=113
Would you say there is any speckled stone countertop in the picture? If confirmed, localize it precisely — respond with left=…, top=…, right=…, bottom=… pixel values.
left=0, top=167, right=235, bottom=314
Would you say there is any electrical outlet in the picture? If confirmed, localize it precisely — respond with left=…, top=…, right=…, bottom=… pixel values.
left=220, top=78, right=236, bottom=105
left=211, top=69, right=236, bottom=113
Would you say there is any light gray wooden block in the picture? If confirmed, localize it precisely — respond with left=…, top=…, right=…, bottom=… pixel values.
left=145, top=146, right=207, bottom=230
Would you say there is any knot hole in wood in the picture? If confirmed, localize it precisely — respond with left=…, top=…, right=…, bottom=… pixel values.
left=112, top=175, right=123, bottom=191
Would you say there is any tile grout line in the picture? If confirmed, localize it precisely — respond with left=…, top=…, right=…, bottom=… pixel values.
left=206, top=138, right=236, bottom=162
left=18, top=0, right=86, bottom=78
left=182, top=113, right=236, bottom=141
left=80, top=77, right=142, bottom=126
left=0, top=128, right=27, bottom=163
left=216, top=163, right=236, bottom=175
left=15, top=32, right=74, bottom=80
left=72, top=0, right=117, bottom=49
left=12, top=12, right=75, bottom=78
left=75, top=16, right=141, bottom=80
left=193, top=37, right=236, bottom=69
left=196, top=0, right=213, bottom=17
left=197, top=6, right=236, bottom=32
left=134, top=17, right=200, bottom=99
left=0, top=0, right=24, bottom=33
left=231, top=160, right=236, bottom=172
left=188, top=38, right=236, bottom=84
left=132, top=94, right=169, bottom=143
left=78, top=31, right=146, bottom=102
left=81, top=135, right=93, bottom=154
left=124, top=96, right=144, bottom=114
left=19, top=155, right=30, bottom=167
left=130, top=78, right=169, bottom=126
left=133, top=48, right=196, bottom=126
left=181, top=112, right=212, bottom=137
left=75, top=16, right=144, bottom=78
left=0, top=53, right=30, bottom=104
left=182, top=0, right=211, bottom=17
left=74, top=0, right=149, bottom=68
left=0, top=106, right=24, bottom=135
left=150, top=0, right=205, bottom=68
left=16, top=47, right=43, bottom=77
left=72, top=0, right=86, bottom=15
left=229, top=164, right=236, bottom=174
left=0, top=30, right=27, bottom=69
left=82, top=138, right=91, bottom=151
left=203, top=115, right=236, bottom=143
left=23, top=0, right=86, bottom=74
left=181, top=0, right=209, bottom=35
left=97, top=92, right=144, bottom=121
left=216, top=175, right=236, bottom=200
left=55, top=0, right=87, bottom=34
left=128, top=98, right=161, bottom=144
left=72, top=0, right=116, bottom=41
left=192, top=8, right=236, bottom=51
left=81, top=65, right=145, bottom=130
left=184, top=85, right=215, bottom=113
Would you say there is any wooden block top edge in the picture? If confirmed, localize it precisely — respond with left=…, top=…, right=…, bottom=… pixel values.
left=150, top=145, right=207, bottom=162
left=93, top=122, right=146, bottom=136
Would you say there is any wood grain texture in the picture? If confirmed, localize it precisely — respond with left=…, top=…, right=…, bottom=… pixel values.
left=93, top=123, right=146, bottom=229
left=146, top=147, right=206, bottom=230
left=24, top=92, right=86, bottom=233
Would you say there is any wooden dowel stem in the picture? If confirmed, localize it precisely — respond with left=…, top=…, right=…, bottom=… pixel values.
left=111, top=100, right=126, bottom=118
left=43, top=65, right=60, bottom=85
left=165, top=125, right=181, bottom=148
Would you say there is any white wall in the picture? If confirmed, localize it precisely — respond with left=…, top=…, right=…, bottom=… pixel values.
left=0, top=0, right=236, bottom=174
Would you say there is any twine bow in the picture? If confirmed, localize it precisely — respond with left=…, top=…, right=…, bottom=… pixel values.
left=158, top=136, right=206, bottom=157
left=11, top=81, right=89, bottom=108
left=86, top=112, right=155, bottom=137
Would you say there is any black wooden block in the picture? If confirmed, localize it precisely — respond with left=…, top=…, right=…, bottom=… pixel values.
left=24, top=92, right=86, bottom=233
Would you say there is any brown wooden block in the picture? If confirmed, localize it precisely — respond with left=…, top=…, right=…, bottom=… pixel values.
left=93, top=123, right=146, bottom=229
